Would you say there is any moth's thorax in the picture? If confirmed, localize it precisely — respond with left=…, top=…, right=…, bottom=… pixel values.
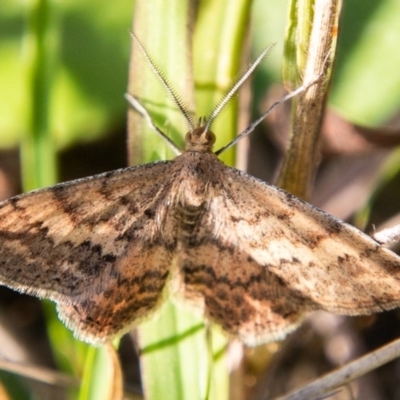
left=173, top=151, right=221, bottom=191
left=184, top=127, right=216, bottom=152
left=171, top=151, right=221, bottom=240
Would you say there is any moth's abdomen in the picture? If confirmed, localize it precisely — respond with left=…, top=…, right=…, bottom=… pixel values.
left=175, top=202, right=207, bottom=245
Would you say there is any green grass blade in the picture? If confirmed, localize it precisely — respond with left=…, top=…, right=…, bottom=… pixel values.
left=79, top=343, right=122, bottom=400
left=283, top=0, right=314, bottom=88
left=193, top=0, right=252, bottom=166
left=21, top=0, right=57, bottom=190
left=128, top=0, right=195, bottom=165
left=139, top=302, right=210, bottom=400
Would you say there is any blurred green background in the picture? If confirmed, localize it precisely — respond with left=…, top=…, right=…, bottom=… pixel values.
left=1, top=0, right=400, bottom=151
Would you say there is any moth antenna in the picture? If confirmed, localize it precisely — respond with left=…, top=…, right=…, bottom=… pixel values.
left=131, top=33, right=196, bottom=130
left=204, top=44, right=275, bottom=133
left=125, top=93, right=182, bottom=155
left=215, top=78, right=321, bottom=156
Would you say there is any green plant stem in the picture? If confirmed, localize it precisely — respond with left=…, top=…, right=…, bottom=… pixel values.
left=278, top=0, right=342, bottom=200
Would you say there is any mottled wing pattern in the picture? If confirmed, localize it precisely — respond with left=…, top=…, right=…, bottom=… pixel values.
left=224, top=168, right=400, bottom=312
left=0, top=161, right=176, bottom=343
left=176, top=165, right=400, bottom=346
left=174, top=229, right=309, bottom=346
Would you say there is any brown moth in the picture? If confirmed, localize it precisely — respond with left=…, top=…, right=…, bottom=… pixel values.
left=0, top=37, right=400, bottom=346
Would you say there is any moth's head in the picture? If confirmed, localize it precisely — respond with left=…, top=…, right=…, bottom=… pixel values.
left=185, top=126, right=216, bottom=152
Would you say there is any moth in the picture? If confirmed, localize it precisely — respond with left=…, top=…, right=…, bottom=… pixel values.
left=0, top=36, right=400, bottom=346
